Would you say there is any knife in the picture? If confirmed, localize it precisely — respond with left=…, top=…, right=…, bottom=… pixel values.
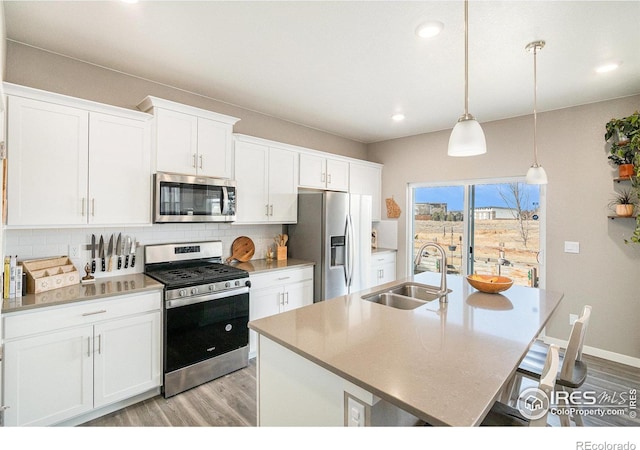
left=124, top=236, right=131, bottom=269
left=107, top=234, right=114, bottom=272
left=91, top=234, right=96, bottom=273
left=130, top=237, right=137, bottom=268
left=99, top=235, right=105, bottom=272
left=115, top=233, right=122, bottom=270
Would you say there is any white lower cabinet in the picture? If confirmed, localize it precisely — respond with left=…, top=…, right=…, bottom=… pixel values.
left=2, top=291, right=162, bottom=426
left=370, top=251, right=396, bottom=288
left=249, top=266, right=313, bottom=358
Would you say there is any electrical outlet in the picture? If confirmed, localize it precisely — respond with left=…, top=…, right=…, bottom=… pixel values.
left=569, top=314, right=578, bottom=325
left=68, top=244, right=80, bottom=258
left=347, top=396, right=366, bottom=427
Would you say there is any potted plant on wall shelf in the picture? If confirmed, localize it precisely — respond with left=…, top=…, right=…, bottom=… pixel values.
left=625, top=166, right=640, bottom=244
left=608, top=188, right=636, bottom=217
left=605, top=111, right=640, bottom=178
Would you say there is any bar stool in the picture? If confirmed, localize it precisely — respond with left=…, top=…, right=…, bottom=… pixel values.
left=507, top=305, right=592, bottom=426
left=482, top=344, right=559, bottom=426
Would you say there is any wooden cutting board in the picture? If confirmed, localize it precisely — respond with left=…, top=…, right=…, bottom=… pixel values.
left=226, top=236, right=255, bottom=263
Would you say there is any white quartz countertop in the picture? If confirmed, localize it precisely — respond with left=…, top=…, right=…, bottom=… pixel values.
left=248, top=272, right=564, bottom=426
left=1, top=273, right=163, bottom=314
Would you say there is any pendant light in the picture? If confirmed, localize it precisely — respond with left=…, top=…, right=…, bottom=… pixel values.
left=525, top=40, right=548, bottom=185
left=448, top=0, right=486, bottom=157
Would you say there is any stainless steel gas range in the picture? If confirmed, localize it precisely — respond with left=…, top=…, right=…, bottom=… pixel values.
left=144, top=241, right=251, bottom=398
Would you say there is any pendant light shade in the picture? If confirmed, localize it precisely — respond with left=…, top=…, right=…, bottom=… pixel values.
left=526, top=165, right=548, bottom=184
left=448, top=0, right=486, bottom=157
left=525, top=40, right=548, bottom=185
left=448, top=115, right=486, bottom=156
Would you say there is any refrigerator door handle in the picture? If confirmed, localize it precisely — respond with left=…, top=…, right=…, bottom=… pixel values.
left=346, top=214, right=355, bottom=287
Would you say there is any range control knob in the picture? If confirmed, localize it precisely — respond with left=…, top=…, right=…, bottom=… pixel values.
left=235, top=280, right=240, bottom=287
left=209, top=284, right=215, bottom=291
left=225, top=282, right=231, bottom=288
left=191, top=287, right=198, bottom=295
left=179, top=289, right=186, bottom=297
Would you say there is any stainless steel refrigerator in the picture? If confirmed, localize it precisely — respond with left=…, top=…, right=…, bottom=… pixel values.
left=287, top=191, right=372, bottom=302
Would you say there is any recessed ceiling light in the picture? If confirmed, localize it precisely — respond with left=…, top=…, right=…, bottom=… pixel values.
left=415, top=21, right=444, bottom=39
left=595, top=62, right=621, bottom=73
left=391, top=113, right=405, bottom=122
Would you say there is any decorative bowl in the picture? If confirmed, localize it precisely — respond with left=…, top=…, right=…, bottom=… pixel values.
left=466, top=274, right=514, bottom=294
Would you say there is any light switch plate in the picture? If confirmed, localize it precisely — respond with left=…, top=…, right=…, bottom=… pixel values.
left=564, top=241, right=580, bottom=254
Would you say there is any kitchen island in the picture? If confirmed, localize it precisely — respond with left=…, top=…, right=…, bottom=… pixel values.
left=248, top=272, right=563, bottom=426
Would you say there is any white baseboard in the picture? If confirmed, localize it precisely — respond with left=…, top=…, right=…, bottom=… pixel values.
left=543, top=336, right=640, bottom=368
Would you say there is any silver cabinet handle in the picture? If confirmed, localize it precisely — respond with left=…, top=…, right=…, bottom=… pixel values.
left=270, top=204, right=274, bottom=216
left=193, top=153, right=197, bottom=168
left=277, top=276, right=291, bottom=281
left=327, top=174, right=332, bottom=184
left=321, top=173, right=326, bottom=183
left=98, top=334, right=102, bottom=355
left=82, top=309, right=107, bottom=316
left=285, top=291, right=289, bottom=305
left=81, top=198, right=86, bottom=216
left=199, top=154, right=203, bottom=169
left=266, top=204, right=270, bottom=216
left=87, top=336, right=91, bottom=357
left=92, top=198, right=95, bottom=217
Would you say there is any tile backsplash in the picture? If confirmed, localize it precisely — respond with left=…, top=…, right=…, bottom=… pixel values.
left=5, top=223, right=285, bottom=279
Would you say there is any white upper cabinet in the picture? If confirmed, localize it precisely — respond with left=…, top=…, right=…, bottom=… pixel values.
left=137, top=96, right=239, bottom=179
left=299, top=152, right=349, bottom=192
left=349, top=162, right=383, bottom=221
left=5, top=83, right=152, bottom=227
left=88, top=112, right=151, bottom=225
left=234, top=135, right=298, bottom=224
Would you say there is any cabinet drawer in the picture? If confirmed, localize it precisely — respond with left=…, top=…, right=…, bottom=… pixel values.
left=3, top=290, right=162, bottom=340
left=250, top=266, right=313, bottom=290
left=372, top=252, right=396, bottom=266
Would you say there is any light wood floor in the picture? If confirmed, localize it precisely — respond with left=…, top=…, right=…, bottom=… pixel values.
left=83, top=354, right=638, bottom=427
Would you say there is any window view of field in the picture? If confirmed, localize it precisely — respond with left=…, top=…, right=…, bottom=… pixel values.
left=413, top=183, right=541, bottom=287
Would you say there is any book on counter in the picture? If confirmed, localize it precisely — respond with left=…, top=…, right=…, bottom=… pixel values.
left=3, top=255, right=19, bottom=299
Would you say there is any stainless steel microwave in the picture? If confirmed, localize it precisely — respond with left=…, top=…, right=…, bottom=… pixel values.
left=154, top=172, right=236, bottom=223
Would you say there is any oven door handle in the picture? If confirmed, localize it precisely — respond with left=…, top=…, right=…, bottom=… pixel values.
left=166, top=286, right=249, bottom=309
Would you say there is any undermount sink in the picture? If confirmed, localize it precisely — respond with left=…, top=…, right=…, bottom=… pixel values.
left=362, top=282, right=451, bottom=310
left=387, top=282, right=451, bottom=302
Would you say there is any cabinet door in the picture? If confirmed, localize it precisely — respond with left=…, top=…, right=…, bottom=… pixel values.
left=3, top=326, right=94, bottom=426
left=350, top=163, right=382, bottom=221
left=283, top=279, right=313, bottom=311
left=155, top=108, right=198, bottom=175
left=93, top=312, right=162, bottom=408
left=234, top=140, right=269, bottom=223
left=268, top=147, right=298, bottom=223
left=299, top=153, right=326, bottom=189
left=197, top=117, right=232, bottom=178
left=379, top=261, right=396, bottom=284
left=326, top=158, right=349, bottom=192
left=7, top=96, right=89, bottom=226
left=88, top=112, right=151, bottom=224
left=249, top=285, right=283, bottom=357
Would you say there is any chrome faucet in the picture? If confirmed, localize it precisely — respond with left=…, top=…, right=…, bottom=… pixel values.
left=414, top=242, right=448, bottom=296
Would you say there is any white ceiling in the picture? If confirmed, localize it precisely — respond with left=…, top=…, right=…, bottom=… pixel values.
left=4, top=1, right=640, bottom=143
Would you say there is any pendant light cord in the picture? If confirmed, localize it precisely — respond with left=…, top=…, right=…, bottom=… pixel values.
left=533, top=44, right=539, bottom=166
left=464, top=0, right=469, bottom=118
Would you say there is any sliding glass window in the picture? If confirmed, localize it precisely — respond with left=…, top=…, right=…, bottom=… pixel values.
left=410, top=178, right=544, bottom=288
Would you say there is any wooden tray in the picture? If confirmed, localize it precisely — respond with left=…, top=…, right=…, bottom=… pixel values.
left=22, top=256, right=79, bottom=294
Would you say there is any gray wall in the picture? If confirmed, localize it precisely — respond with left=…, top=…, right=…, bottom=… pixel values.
left=368, top=95, right=640, bottom=360
left=5, top=41, right=367, bottom=160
